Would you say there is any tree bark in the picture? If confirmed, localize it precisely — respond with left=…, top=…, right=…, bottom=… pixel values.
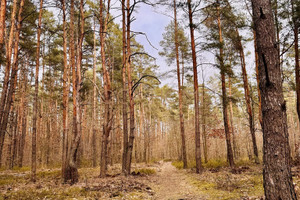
left=292, top=0, right=300, bottom=163
left=187, top=0, right=202, bottom=173
left=64, top=0, right=84, bottom=184
left=253, top=30, right=263, bottom=127
left=92, top=16, right=97, bottom=168
left=228, top=77, right=238, bottom=160
left=61, top=0, right=70, bottom=178
left=174, top=0, right=187, bottom=169
left=0, top=0, right=6, bottom=45
left=121, top=0, right=128, bottom=173
left=251, top=0, right=297, bottom=198
left=0, top=0, right=23, bottom=167
left=125, top=0, right=135, bottom=175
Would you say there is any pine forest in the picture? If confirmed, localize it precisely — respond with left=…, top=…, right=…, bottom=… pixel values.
left=0, top=0, right=299, bottom=199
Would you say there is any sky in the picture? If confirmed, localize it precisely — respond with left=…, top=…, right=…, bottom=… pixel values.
left=130, top=3, right=175, bottom=87
left=128, top=2, right=257, bottom=90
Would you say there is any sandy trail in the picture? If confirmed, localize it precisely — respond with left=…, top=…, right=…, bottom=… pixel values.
left=151, top=162, right=204, bottom=200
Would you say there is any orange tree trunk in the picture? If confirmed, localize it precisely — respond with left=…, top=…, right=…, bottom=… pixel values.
left=217, top=0, right=234, bottom=167
left=187, top=0, right=202, bottom=173
left=174, top=0, right=187, bottom=169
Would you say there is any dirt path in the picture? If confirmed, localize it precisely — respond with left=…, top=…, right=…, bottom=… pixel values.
left=151, top=162, right=204, bottom=200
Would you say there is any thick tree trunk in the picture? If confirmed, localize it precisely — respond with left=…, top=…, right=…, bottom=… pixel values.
left=187, top=0, right=202, bottom=173
left=217, top=0, right=234, bottom=168
left=174, top=0, right=187, bottom=169
left=64, top=0, right=84, bottom=184
left=251, top=0, right=297, bottom=198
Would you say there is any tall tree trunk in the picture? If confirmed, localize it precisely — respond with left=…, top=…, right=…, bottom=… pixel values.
left=174, top=0, right=187, bottom=169
left=18, top=65, right=27, bottom=167
left=0, top=0, right=17, bottom=166
left=64, top=0, right=84, bottom=184
left=32, top=0, right=43, bottom=182
left=292, top=0, right=300, bottom=163
left=92, top=16, right=97, bottom=168
left=235, top=28, right=259, bottom=163
left=125, top=0, right=135, bottom=175
left=251, top=0, right=297, bottom=198
left=217, top=0, right=234, bottom=168
left=61, top=0, right=70, bottom=178
left=228, top=77, right=238, bottom=160
left=99, top=0, right=112, bottom=177
left=187, top=0, right=202, bottom=173
left=65, top=0, right=77, bottom=183
left=201, top=80, right=208, bottom=163
left=0, top=0, right=5, bottom=45
left=121, top=0, right=129, bottom=174
left=0, top=0, right=23, bottom=167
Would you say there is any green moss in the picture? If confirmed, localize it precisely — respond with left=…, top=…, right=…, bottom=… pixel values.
left=187, top=169, right=264, bottom=199
left=172, top=161, right=184, bottom=169
left=0, top=174, right=27, bottom=186
left=235, top=158, right=256, bottom=167
left=37, top=170, right=60, bottom=178
left=12, top=166, right=31, bottom=172
left=134, top=168, right=156, bottom=175
left=203, top=159, right=228, bottom=169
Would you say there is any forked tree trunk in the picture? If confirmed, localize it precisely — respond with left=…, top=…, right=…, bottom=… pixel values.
left=187, top=0, right=202, bottom=173
left=216, top=0, right=234, bottom=168
left=251, top=0, right=297, bottom=198
left=173, top=0, right=187, bottom=169
left=64, top=0, right=84, bottom=184
left=99, top=0, right=112, bottom=177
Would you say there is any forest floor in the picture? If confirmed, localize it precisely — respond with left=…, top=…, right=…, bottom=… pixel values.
left=1, top=161, right=300, bottom=199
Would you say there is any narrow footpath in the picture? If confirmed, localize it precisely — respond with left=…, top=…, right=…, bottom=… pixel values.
left=151, top=162, right=204, bottom=200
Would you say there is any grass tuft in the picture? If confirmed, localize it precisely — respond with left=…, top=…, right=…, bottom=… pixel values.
left=134, top=168, right=156, bottom=175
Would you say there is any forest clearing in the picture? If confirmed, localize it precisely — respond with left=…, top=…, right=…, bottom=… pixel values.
left=0, top=0, right=299, bottom=199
